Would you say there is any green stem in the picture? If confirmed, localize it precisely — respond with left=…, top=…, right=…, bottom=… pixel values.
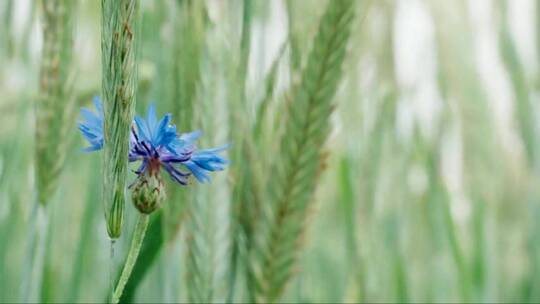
left=19, top=199, right=48, bottom=302
left=111, top=214, right=149, bottom=304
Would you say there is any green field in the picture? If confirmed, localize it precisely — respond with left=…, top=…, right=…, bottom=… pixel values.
left=1, top=0, right=539, bottom=303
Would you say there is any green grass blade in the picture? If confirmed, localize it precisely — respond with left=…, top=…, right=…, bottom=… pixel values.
left=68, top=159, right=101, bottom=302
left=338, top=157, right=365, bottom=302
left=497, top=0, right=535, bottom=164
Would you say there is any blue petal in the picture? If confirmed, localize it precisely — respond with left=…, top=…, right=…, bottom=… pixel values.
left=134, top=115, right=151, bottom=143
left=192, top=157, right=227, bottom=171
left=153, top=113, right=172, bottom=146
left=196, top=144, right=230, bottom=155
left=182, top=144, right=229, bottom=183
left=82, top=145, right=102, bottom=153
left=80, top=105, right=101, bottom=123
left=180, top=130, right=202, bottom=145
left=134, top=104, right=180, bottom=150
left=78, top=96, right=104, bottom=152
left=93, top=96, right=103, bottom=113
left=147, top=103, right=157, bottom=133
left=163, top=163, right=190, bottom=185
left=184, top=161, right=210, bottom=183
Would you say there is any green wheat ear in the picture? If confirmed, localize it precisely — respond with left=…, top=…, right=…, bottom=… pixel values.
left=164, top=0, right=207, bottom=241
left=249, top=0, right=356, bottom=302
left=35, top=0, right=75, bottom=205
left=101, top=0, right=139, bottom=239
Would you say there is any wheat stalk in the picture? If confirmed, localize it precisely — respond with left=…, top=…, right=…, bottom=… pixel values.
left=21, top=0, right=75, bottom=301
left=226, top=1, right=255, bottom=301
left=185, top=188, right=215, bottom=303
left=163, top=0, right=207, bottom=241
left=249, top=0, right=355, bottom=302
left=35, top=0, right=75, bottom=206
left=497, top=0, right=535, bottom=165
left=183, top=8, right=218, bottom=300
left=101, top=0, right=139, bottom=239
left=1, top=0, right=14, bottom=60
left=101, top=2, right=206, bottom=301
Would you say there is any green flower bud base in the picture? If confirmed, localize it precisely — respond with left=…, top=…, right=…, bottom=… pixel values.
left=131, top=169, right=165, bottom=214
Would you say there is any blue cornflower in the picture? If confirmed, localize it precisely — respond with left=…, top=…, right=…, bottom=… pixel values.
left=128, top=104, right=193, bottom=185
left=78, top=97, right=229, bottom=187
left=78, top=96, right=104, bottom=152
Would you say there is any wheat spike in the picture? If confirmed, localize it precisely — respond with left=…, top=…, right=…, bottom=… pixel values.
left=249, top=0, right=356, bottom=302
left=35, top=0, right=75, bottom=205
left=101, top=0, right=139, bottom=239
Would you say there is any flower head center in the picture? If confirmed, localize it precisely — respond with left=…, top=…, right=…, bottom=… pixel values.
left=148, top=157, right=161, bottom=176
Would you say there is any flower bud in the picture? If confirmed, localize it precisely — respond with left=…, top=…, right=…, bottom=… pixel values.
left=131, top=171, right=165, bottom=214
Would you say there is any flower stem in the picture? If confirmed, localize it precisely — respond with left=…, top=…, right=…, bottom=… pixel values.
left=111, top=214, right=149, bottom=304
left=109, top=239, right=115, bottom=303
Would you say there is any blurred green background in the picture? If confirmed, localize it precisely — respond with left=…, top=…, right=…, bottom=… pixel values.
left=1, top=0, right=540, bottom=303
